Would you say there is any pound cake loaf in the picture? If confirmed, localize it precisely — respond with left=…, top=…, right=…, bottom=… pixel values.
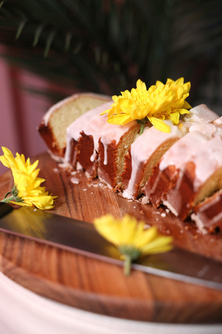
left=38, top=93, right=111, bottom=158
left=38, top=78, right=222, bottom=234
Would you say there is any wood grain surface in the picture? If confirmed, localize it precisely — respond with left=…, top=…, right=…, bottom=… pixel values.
left=0, top=152, right=222, bottom=324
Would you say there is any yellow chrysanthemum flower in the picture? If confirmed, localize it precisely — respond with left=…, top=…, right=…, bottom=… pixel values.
left=101, top=78, right=191, bottom=134
left=0, top=147, right=56, bottom=210
left=94, top=214, right=173, bottom=275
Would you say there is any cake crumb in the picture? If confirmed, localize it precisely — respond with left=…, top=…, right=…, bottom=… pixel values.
left=71, top=170, right=79, bottom=176
left=82, top=188, right=87, bottom=191
left=141, top=196, right=149, bottom=204
left=71, top=177, right=80, bottom=185
left=161, top=212, right=166, bottom=217
left=53, top=168, right=60, bottom=173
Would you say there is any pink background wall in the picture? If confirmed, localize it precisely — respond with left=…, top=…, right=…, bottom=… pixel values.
left=0, top=53, right=52, bottom=175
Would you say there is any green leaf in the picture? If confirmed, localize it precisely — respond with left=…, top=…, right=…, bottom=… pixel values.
left=33, top=24, right=45, bottom=47
left=44, top=29, right=56, bottom=57
left=15, top=18, right=27, bottom=40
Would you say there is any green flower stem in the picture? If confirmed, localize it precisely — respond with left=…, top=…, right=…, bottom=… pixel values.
left=124, top=255, right=132, bottom=276
left=1, top=195, right=16, bottom=203
left=119, top=245, right=140, bottom=276
left=139, top=122, right=145, bottom=135
left=1, top=186, right=23, bottom=204
left=137, top=118, right=147, bottom=135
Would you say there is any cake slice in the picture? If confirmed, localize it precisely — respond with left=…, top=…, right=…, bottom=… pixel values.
left=97, top=118, right=140, bottom=188
left=38, top=93, right=111, bottom=158
left=64, top=102, right=112, bottom=171
left=191, top=190, right=222, bottom=234
left=75, top=105, right=113, bottom=179
left=146, top=134, right=222, bottom=220
left=121, top=121, right=183, bottom=200
left=145, top=131, right=208, bottom=209
left=66, top=101, right=140, bottom=184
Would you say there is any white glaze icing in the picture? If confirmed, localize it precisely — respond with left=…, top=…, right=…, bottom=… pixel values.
left=191, top=213, right=208, bottom=234
left=188, top=122, right=222, bottom=139
left=189, top=123, right=217, bottom=138
left=122, top=121, right=183, bottom=199
left=189, top=136, right=222, bottom=189
left=179, top=104, right=218, bottom=135
left=64, top=102, right=112, bottom=163
left=183, top=104, right=218, bottom=124
left=83, top=112, right=137, bottom=165
left=83, top=113, right=108, bottom=163
left=162, top=200, right=179, bottom=217
left=159, top=131, right=208, bottom=171
left=213, top=116, right=222, bottom=126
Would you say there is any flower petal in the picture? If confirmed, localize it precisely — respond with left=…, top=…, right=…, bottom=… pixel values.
left=133, top=225, right=158, bottom=248
left=142, top=236, right=173, bottom=254
left=108, top=114, right=133, bottom=125
left=94, top=214, right=122, bottom=245
left=148, top=117, right=171, bottom=133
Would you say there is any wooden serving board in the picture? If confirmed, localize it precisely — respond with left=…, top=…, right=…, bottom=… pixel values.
left=0, top=152, right=222, bottom=324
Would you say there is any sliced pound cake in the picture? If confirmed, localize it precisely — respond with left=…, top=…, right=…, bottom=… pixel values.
left=38, top=93, right=111, bottom=158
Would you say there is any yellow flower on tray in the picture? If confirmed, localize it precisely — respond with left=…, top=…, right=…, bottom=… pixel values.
left=94, top=213, right=173, bottom=275
left=101, top=77, right=191, bottom=134
left=0, top=147, right=56, bottom=210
